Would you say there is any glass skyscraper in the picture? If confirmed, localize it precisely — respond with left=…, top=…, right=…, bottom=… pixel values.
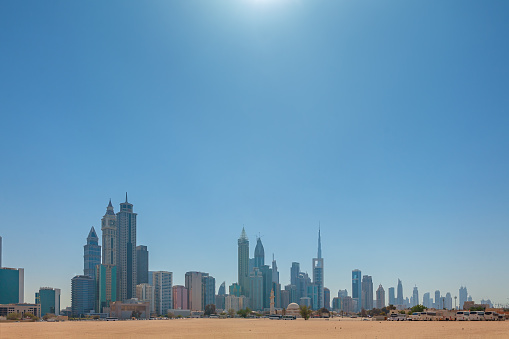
left=352, top=269, right=361, bottom=312
left=312, top=228, right=324, bottom=309
left=136, top=245, right=149, bottom=285
left=84, top=227, right=101, bottom=281
left=237, top=228, right=249, bottom=297
left=116, top=194, right=137, bottom=301
left=71, top=275, right=95, bottom=317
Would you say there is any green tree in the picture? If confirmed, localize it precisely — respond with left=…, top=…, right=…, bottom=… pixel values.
left=43, top=313, right=56, bottom=321
left=7, top=312, right=21, bottom=320
left=237, top=308, right=251, bottom=318
left=469, top=306, right=485, bottom=312
left=167, top=312, right=175, bottom=319
left=23, top=312, right=38, bottom=321
left=410, top=305, right=427, bottom=314
left=387, top=305, right=396, bottom=310
left=227, top=308, right=235, bottom=318
left=204, top=304, right=216, bottom=316
left=299, top=305, right=312, bottom=320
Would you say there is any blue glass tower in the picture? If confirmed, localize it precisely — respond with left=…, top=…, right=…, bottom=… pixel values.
left=312, top=228, right=324, bottom=309
left=254, top=237, right=264, bottom=269
left=84, top=227, right=101, bottom=281
left=352, top=269, right=362, bottom=312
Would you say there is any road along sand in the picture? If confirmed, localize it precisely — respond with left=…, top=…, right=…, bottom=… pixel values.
left=1, top=318, right=508, bottom=338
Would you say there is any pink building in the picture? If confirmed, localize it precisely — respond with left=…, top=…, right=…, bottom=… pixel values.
left=173, top=285, right=188, bottom=310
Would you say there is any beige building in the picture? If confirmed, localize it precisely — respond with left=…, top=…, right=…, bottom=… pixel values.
left=225, top=295, right=248, bottom=313
left=0, top=303, right=41, bottom=318
left=136, top=283, right=155, bottom=314
left=285, top=303, right=300, bottom=318
left=109, top=300, right=150, bottom=320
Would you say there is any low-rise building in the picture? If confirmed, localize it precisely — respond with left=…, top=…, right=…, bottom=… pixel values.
left=109, top=300, right=150, bottom=320
left=0, top=303, right=41, bottom=318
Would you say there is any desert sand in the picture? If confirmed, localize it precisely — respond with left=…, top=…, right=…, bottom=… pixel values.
left=1, top=318, right=508, bottom=338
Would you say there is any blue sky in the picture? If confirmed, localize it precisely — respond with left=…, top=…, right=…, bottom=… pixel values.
left=1, top=0, right=508, bottom=308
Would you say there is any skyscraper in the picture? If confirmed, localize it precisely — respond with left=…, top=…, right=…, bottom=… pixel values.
left=290, top=262, right=300, bottom=286
left=0, top=235, right=2, bottom=267
left=376, top=284, right=385, bottom=309
left=445, top=292, right=452, bottom=310
left=324, top=287, right=330, bottom=310
left=254, top=237, right=265, bottom=269
left=172, top=285, right=188, bottom=310
left=136, top=245, right=149, bottom=285
left=217, top=281, right=226, bottom=296
left=388, top=287, right=395, bottom=306
left=116, top=193, right=137, bottom=301
left=185, top=271, right=207, bottom=311
left=84, top=227, right=101, bottom=281
left=238, top=228, right=249, bottom=297
left=71, top=275, right=95, bottom=317
left=423, top=292, right=431, bottom=308
left=101, top=200, right=117, bottom=266
left=459, top=286, right=467, bottom=310
left=35, top=287, right=60, bottom=316
left=412, top=286, right=419, bottom=307
left=312, top=228, right=324, bottom=309
left=271, top=254, right=279, bottom=285
left=151, top=271, right=172, bottom=316
left=396, top=279, right=403, bottom=306
left=249, top=267, right=263, bottom=311
left=352, top=269, right=361, bottom=312
left=361, top=275, right=373, bottom=310
left=202, top=275, right=216, bottom=308
left=435, top=290, right=441, bottom=309
left=0, top=267, right=24, bottom=304
left=97, top=264, right=116, bottom=312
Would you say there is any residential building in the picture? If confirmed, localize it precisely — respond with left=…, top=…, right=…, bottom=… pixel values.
left=412, top=286, right=419, bottom=307
left=116, top=194, right=137, bottom=301
left=312, top=228, right=324, bottom=309
left=136, top=245, right=149, bottom=285
left=136, top=283, right=155, bottom=314
left=423, top=292, right=431, bottom=308
left=35, top=287, right=60, bottom=316
left=388, top=287, right=395, bottom=306
left=361, top=275, right=373, bottom=310
left=445, top=292, right=452, bottom=310
left=435, top=290, right=442, bottom=309
left=352, top=269, right=361, bottom=312
left=71, top=275, right=95, bottom=317
left=185, top=271, right=207, bottom=311
left=0, top=267, right=24, bottom=304
left=172, top=285, right=188, bottom=310
left=96, top=264, right=117, bottom=312
left=202, top=275, right=215, bottom=308
left=225, top=295, right=248, bottom=313
left=237, top=228, right=249, bottom=297
left=151, top=271, right=172, bottom=316
left=376, top=284, right=385, bottom=309
left=341, top=296, right=355, bottom=314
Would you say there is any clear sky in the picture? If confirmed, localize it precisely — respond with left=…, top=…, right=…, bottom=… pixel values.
left=1, top=0, right=508, bottom=309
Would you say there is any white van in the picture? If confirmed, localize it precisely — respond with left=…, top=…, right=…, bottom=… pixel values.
left=456, top=311, right=469, bottom=321
left=484, top=311, right=497, bottom=321
left=469, top=311, right=481, bottom=321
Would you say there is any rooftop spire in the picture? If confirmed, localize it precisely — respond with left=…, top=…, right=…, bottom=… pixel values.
left=125, top=192, right=128, bottom=203
left=318, top=223, right=322, bottom=259
left=239, top=227, right=248, bottom=241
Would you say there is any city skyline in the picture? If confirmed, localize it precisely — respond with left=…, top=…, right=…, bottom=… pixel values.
left=1, top=0, right=508, bottom=311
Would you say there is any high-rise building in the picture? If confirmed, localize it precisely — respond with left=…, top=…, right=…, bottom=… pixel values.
left=229, top=283, right=241, bottom=297
left=202, top=275, right=216, bottom=308
left=280, top=289, right=290, bottom=309
left=97, top=264, right=116, bottom=312
left=259, top=265, right=272, bottom=309
left=101, top=200, right=117, bottom=266
left=285, top=284, right=298, bottom=304
left=136, top=245, right=149, bottom=285
left=376, top=284, right=385, bottom=309
left=312, top=228, right=324, bottom=309
left=388, top=287, right=395, bottom=306
left=435, top=290, right=441, bottom=309
left=396, top=279, right=403, bottom=306
left=116, top=194, right=137, bottom=301
left=185, top=271, right=207, bottom=311
left=84, top=227, right=101, bottom=281
left=297, top=272, right=311, bottom=303
left=238, top=228, right=249, bottom=297
left=290, top=262, right=300, bottom=287
left=352, top=269, right=361, bottom=312
left=136, top=283, right=155, bottom=314
left=0, top=235, right=2, bottom=267
left=71, top=275, right=95, bottom=317
left=0, top=267, right=24, bottom=304
left=271, top=255, right=279, bottom=285
left=412, top=286, right=419, bottom=307
left=254, top=237, right=265, bottom=269
left=361, top=275, right=373, bottom=310
left=215, top=295, right=226, bottom=310
left=35, top=287, right=61, bottom=316
left=459, top=286, right=467, bottom=310
left=324, top=287, right=330, bottom=310
left=307, top=284, right=319, bottom=310
left=151, top=271, right=172, bottom=316
left=423, top=292, right=431, bottom=308
left=172, top=285, right=188, bottom=310
left=249, top=267, right=263, bottom=311
left=445, top=292, right=452, bottom=310
left=218, top=281, right=226, bottom=296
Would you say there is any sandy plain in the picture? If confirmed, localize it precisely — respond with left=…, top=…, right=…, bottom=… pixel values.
left=1, top=318, right=508, bottom=339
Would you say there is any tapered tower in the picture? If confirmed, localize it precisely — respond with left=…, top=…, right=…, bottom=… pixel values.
left=238, top=227, right=249, bottom=297
left=312, top=227, right=324, bottom=309
left=116, top=193, right=137, bottom=301
left=101, top=200, right=117, bottom=266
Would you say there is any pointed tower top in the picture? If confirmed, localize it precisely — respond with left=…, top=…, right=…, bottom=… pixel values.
left=108, top=199, right=113, bottom=207
left=317, top=225, right=322, bottom=259
left=87, top=226, right=98, bottom=240
left=105, top=199, right=115, bottom=215
left=239, top=227, right=248, bottom=241
left=125, top=192, right=128, bottom=203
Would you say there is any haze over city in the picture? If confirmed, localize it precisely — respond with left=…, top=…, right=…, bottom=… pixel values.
left=1, top=0, right=508, bottom=311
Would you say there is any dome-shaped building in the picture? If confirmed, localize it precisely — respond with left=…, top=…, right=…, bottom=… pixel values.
left=286, top=303, right=300, bottom=317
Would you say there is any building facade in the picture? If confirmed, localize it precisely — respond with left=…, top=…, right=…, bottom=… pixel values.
left=136, top=245, right=148, bottom=285
left=352, top=269, right=361, bottom=312
left=136, top=283, right=155, bottom=314
left=172, top=285, right=188, bottom=310
left=185, top=271, right=206, bottom=311
left=361, top=275, right=373, bottom=310
left=0, top=267, right=24, bottom=304
left=71, top=275, right=95, bottom=317
left=237, top=228, right=249, bottom=297
left=116, top=194, right=137, bottom=301
left=35, top=287, right=60, bottom=316
left=151, top=271, right=172, bottom=316
left=376, top=284, right=385, bottom=309
left=97, top=264, right=117, bottom=312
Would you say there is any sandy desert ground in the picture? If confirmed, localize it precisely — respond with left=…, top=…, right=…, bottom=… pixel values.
left=1, top=318, right=508, bottom=339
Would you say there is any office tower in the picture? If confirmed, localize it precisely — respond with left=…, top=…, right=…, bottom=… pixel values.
left=445, top=292, right=452, bottom=310
left=116, top=194, right=137, bottom=301
left=271, top=254, right=279, bottom=285
left=97, top=264, right=117, bottom=312
left=151, top=271, right=172, bottom=316
left=202, top=275, right=216, bottom=308
left=71, top=275, right=95, bottom=317
left=136, top=245, right=149, bottom=285
left=435, top=290, right=441, bottom=309
left=285, top=284, right=298, bottom=304
left=259, top=265, right=272, bottom=309
left=185, top=271, right=207, bottom=311
left=412, top=286, right=419, bottom=307
left=101, top=200, right=117, bottom=266
left=388, top=287, right=395, bottom=306
left=238, top=228, right=249, bottom=297
left=84, top=227, right=101, bottom=281
left=0, top=235, right=2, bottom=267
left=248, top=258, right=255, bottom=275
left=249, top=267, right=263, bottom=311
left=312, top=228, right=324, bottom=309
left=272, top=282, right=281, bottom=308
left=215, top=295, right=225, bottom=310
left=218, top=281, right=226, bottom=296
left=338, top=289, right=348, bottom=308
left=297, top=272, right=311, bottom=302
left=324, top=287, right=330, bottom=310
left=352, top=269, right=361, bottom=312
left=376, top=284, right=385, bottom=309
left=459, top=286, right=467, bottom=310
left=254, top=237, right=265, bottom=269
left=423, top=292, right=431, bottom=308
left=229, top=283, right=241, bottom=297
left=0, top=267, right=24, bottom=303
left=290, top=262, right=300, bottom=286
left=172, top=285, right=188, bottom=310
left=137, top=283, right=155, bottom=314
left=280, top=289, right=290, bottom=309
left=35, top=287, right=61, bottom=316
left=396, top=279, right=403, bottom=306
left=361, top=275, right=373, bottom=310
left=307, top=284, right=319, bottom=310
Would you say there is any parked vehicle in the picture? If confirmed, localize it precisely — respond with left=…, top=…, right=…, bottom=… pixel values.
left=282, top=315, right=296, bottom=320
left=469, top=311, right=482, bottom=321
left=409, top=312, right=422, bottom=321
left=421, top=311, right=437, bottom=321
left=484, top=312, right=497, bottom=321
left=456, top=311, right=469, bottom=321
left=269, top=315, right=282, bottom=320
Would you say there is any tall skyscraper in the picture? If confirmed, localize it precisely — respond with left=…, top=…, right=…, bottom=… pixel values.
left=361, top=275, right=373, bottom=310
left=459, top=286, right=467, bottom=310
left=254, top=237, right=265, bottom=269
left=352, top=269, right=361, bottom=312
left=0, top=235, right=2, bottom=267
left=312, top=228, right=324, bottom=309
left=396, top=279, right=403, bottom=306
left=435, top=290, right=441, bottom=309
left=136, top=245, right=149, bottom=285
left=412, top=286, right=419, bottom=307
left=445, top=292, right=452, bottom=310
left=324, top=287, right=330, bottom=310
left=271, top=254, right=279, bottom=285
left=423, top=292, right=431, bottom=308
left=202, top=275, right=216, bottom=308
left=0, top=267, right=24, bottom=304
left=259, top=265, right=272, bottom=309
left=116, top=194, right=137, bottom=301
left=151, top=271, right=172, bottom=316
left=35, top=287, right=61, bottom=316
left=97, top=264, right=116, bottom=312
left=218, top=281, right=226, bottom=296
left=237, top=228, right=249, bottom=297
left=84, top=227, right=101, bottom=281
left=249, top=267, right=263, bottom=311
left=185, top=271, right=207, bottom=311
left=376, top=284, right=385, bottom=309
left=101, top=200, right=117, bottom=266
left=172, top=285, right=188, bottom=310
left=290, top=262, right=300, bottom=286
left=388, top=287, right=395, bottom=306
left=71, top=275, right=95, bottom=317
